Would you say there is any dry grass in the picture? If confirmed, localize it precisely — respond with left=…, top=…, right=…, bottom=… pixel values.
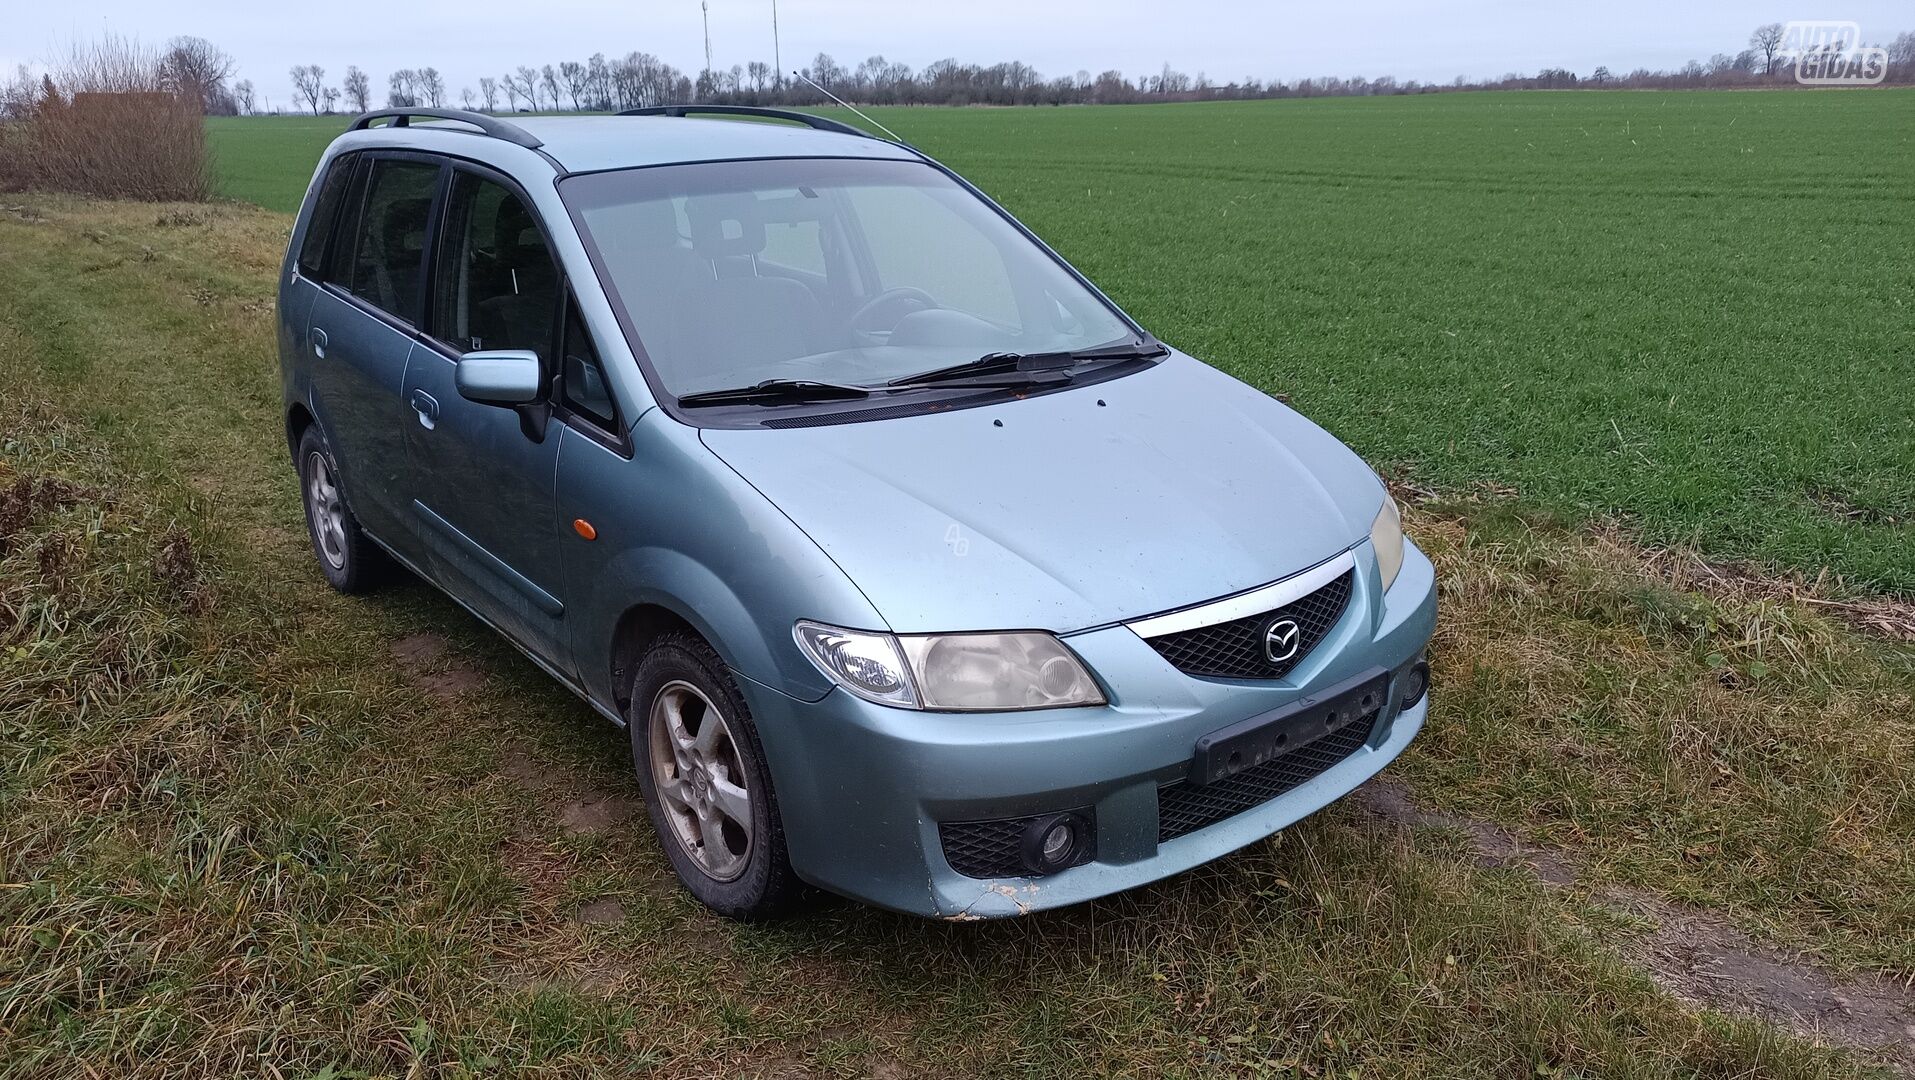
left=1399, top=495, right=1915, bottom=978
left=1, top=195, right=1910, bottom=1076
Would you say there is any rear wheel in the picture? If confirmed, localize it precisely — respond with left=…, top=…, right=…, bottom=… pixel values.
left=296, top=427, right=387, bottom=594
left=630, top=631, right=800, bottom=919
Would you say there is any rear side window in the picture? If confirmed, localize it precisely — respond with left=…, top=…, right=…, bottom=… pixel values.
left=345, top=159, right=442, bottom=323
left=296, top=154, right=354, bottom=278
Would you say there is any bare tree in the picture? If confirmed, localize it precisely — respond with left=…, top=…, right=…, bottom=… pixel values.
left=559, top=60, right=588, bottom=109
left=387, top=69, right=417, bottom=108
left=478, top=76, right=499, bottom=111
left=747, top=60, right=769, bottom=92
left=342, top=66, right=371, bottom=113
left=290, top=64, right=326, bottom=115
left=510, top=65, right=540, bottom=110
left=608, top=52, right=680, bottom=109
left=809, top=52, right=845, bottom=92
left=1889, top=30, right=1915, bottom=75
left=2, top=64, right=39, bottom=120
left=540, top=64, right=560, bottom=110
left=1750, top=23, right=1785, bottom=74
left=322, top=86, right=340, bottom=113
left=586, top=53, right=610, bottom=109
left=420, top=67, right=445, bottom=107
left=158, top=36, right=237, bottom=114
left=232, top=78, right=255, bottom=114
left=460, top=86, right=476, bottom=109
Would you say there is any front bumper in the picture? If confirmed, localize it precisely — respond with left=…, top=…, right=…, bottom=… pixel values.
left=742, top=538, right=1438, bottom=918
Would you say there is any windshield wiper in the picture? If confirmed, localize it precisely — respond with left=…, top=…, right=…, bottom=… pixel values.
left=678, top=341, right=1169, bottom=407
left=677, top=379, right=874, bottom=409
left=888, top=340, right=1168, bottom=388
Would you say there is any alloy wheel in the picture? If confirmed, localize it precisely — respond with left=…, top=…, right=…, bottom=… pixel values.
left=305, top=451, right=348, bottom=570
left=648, top=679, right=754, bottom=882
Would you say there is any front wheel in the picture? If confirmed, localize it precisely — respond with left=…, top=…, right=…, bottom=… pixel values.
left=630, top=632, right=801, bottom=920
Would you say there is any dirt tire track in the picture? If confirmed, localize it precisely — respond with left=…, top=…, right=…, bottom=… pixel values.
left=1358, top=778, right=1915, bottom=1074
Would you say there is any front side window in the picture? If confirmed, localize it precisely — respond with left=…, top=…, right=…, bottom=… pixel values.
left=561, top=158, right=1136, bottom=403
left=345, top=159, right=441, bottom=323
left=432, top=172, right=561, bottom=362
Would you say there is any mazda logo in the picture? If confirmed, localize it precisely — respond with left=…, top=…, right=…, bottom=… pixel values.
left=1264, top=618, right=1302, bottom=664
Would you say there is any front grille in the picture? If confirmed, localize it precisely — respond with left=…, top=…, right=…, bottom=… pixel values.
left=1157, top=709, right=1377, bottom=842
left=1144, top=570, right=1352, bottom=680
left=939, top=816, right=1037, bottom=878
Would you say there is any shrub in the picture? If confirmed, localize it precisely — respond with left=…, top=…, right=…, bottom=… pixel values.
left=0, top=35, right=210, bottom=202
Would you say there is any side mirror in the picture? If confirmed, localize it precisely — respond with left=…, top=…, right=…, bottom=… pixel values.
left=455, top=349, right=542, bottom=407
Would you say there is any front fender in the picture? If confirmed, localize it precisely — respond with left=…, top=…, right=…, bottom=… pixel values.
left=555, top=417, right=885, bottom=709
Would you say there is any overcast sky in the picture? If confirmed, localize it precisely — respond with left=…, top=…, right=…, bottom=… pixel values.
left=7, top=1, right=1910, bottom=110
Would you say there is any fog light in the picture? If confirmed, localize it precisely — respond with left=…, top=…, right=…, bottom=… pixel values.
left=1399, top=660, right=1430, bottom=709
left=1019, top=812, right=1093, bottom=875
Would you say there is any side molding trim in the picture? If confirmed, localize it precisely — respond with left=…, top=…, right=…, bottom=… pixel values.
left=411, top=500, right=566, bottom=618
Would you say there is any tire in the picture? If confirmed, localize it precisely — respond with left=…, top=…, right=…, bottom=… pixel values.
left=296, top=426, right=388, bottom=594
left=630, top=631, right=801, bottom=920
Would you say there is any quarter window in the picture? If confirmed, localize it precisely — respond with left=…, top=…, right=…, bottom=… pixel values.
left=345, top=159, right=441, bottom=322
left=296, top=153, right=354, bottom=279
left=432, top=172, right=561, bottom=363
left=560, top=298, right=617, bottom=431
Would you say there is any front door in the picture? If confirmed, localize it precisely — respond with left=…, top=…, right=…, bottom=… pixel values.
left=402, top=166, right=570, bottom=668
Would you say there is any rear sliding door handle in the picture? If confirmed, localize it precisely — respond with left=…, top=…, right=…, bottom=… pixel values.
left=310, top=327, right=328, bottom=358
left=410, top=389, right=439, bottom=430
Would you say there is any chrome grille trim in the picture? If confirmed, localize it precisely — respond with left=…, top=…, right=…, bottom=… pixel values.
left=1124, top=549, right=1358, bottom=640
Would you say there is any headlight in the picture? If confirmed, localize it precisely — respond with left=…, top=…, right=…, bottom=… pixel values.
left=1371, top=496, right=1405, bottom=592
left=795, top=622, right=1104, bottom=711
left=898, top=632, right=1104, bottom=710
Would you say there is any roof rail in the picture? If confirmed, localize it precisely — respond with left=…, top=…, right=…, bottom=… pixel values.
left=617, top=104, right=874, bottom=140
left=349, top=108, right=544, bottom=150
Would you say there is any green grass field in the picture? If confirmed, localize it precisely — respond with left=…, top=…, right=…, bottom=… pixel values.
left=211, top=92, right=1915, bottom=597
left=3, top=95, right=1911, bottom=1076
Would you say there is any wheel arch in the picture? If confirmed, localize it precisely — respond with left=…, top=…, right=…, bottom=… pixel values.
left=610, top=602, right=702, bottom=713
left=286, top=402, right=317, bottom=463
left=583, top=535, right=843, bottom=714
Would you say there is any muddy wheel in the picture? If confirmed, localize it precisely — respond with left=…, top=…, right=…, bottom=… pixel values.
left=630, top=631, right=800, bottom=920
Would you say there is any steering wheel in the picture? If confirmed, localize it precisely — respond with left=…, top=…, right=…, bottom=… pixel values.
left=849, top=287, right=939, bottom=339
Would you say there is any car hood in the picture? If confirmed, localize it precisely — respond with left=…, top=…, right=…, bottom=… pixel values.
left=699, top=352, right=1386, bottom=634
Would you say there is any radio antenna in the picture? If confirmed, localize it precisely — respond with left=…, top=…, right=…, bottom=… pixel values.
left=792, top=69, right=909, bottom=146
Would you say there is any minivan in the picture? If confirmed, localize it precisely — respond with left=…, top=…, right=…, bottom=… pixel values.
left=278, top=105, right=1436, bottom=919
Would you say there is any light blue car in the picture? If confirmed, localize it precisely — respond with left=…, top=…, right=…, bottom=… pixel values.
left=277, top=106, right=1435, bottom=919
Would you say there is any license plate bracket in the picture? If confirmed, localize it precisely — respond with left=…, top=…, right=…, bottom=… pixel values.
left=1188, top=667, right=1391, bottom=786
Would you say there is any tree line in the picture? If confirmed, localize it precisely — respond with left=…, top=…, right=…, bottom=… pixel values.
left=7, top=24, right=1914, bottom=123
left=270, top=24, right=1915, bottom=116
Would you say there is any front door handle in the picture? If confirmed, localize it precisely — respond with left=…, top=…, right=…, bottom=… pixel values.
left=310, top=327, right=328, bottom=358
left=410, top=389, right=439, bottom=430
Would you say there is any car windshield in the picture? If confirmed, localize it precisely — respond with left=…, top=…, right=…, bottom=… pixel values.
left=559, top=157, right=1138, bottom=402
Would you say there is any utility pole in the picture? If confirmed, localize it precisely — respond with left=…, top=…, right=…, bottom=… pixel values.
left=702, top=1, right=713, bottom=74
left=772, top=0, right=781, bottom=89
